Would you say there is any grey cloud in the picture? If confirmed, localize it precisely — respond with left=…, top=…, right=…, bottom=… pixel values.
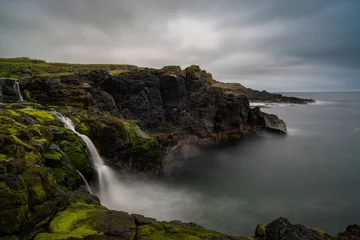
left=0, top=0, right=359, bottom=91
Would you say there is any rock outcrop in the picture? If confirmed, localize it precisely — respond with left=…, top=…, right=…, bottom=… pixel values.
left=18, top=66, right=286, bottom=173
left=0, top=78, right=23, bottom=103
left=262, top=217, right=360, bottom=240
left=212, top=80, right=314, bottom=104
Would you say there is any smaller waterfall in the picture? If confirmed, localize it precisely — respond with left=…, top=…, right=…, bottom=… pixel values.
left=51, top=111, right=104, bottom=167
left=0, top=80, right=3, bottom=103
left=76, top=170, right=92, bottom=194
left=14, top=81, right=23, bottom=102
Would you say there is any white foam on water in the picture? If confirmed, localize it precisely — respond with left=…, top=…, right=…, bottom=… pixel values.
left=250, top=102, right=299, bottom=108
left=309, top=100, right=336, bottom=105
left=286, top=128, right=308, bottom=136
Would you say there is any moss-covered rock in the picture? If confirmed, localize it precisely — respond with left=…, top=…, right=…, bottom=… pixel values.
left=0, top=175, right=29, bottom=234
left=17, top=109, right=58, bottom=125
left=122, top=122, right=164, bottom=171
left=59, top=140, right=92, bottom=178
left=255, top=224, right=266, bottom=240
left=34, top=202, right=109, bottom=240
left=21, top=173, right=47, bottom=205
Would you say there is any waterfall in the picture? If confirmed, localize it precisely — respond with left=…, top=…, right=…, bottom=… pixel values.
left=51, top=110, right=204, bottom=223
left=76, top=170, right=92, bottom=194
left=52, top=111, right=107, bottom=197
left=14, top=81, right=23, bottom=102
left=51, top=111, right=104, bottom=168
left=0, top=80, right=3, bottom=103
left=0, top=78, right=23, bottom=103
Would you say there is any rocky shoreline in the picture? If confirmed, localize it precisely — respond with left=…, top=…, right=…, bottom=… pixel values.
left=0, top=59, right=356, bottom=240
left=212, top=80, right=315, bottom=105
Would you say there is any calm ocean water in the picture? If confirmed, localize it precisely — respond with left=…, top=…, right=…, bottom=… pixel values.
left=162, top=92, right=360, bottom=235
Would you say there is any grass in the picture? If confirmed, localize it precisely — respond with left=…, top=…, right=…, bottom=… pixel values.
left=0, top=57, right=138, bottom=79
left=109, top=69, right=129, bottom=75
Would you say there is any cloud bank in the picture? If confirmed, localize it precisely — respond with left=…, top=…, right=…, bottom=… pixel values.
left=1, top=0, right=359, bottom=91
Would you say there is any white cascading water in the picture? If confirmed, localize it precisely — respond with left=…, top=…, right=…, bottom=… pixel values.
left=51, top=111, right=109, bottom=199
left=76, top=170, right=93, bottom=194
left=14, top=81, right=23, bottom=102
left=52, top=111, right=222, bottom=225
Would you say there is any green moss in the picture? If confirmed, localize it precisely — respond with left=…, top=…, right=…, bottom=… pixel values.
left=43, top=151, right=63, bottom=167
left=19, top=101, right=43, bottom=108
left=0, top=153, right=13, bottom=163
left=59, top=140, right=92, bottom=177
left=6, top=110, right=21, bottom=117
left=136, top=221, right=224, bottom=240
left=25, top=165, right=57, bottom=190
left=22, top=174, right=47, bottom=204
left=38, top=72, right=71, bottom=77
left=51, top=164, right=80, bottom=190
left=23, top=89, right=37, bottom=102
left=0, top=116, right=28, bottom=136
left=255, top=224, right=266, bottom=240
left=34, top=202, right=106, bottom=240
left=0, top=177, right=28, bottom=209
left=109, top=69, right=129, bottom=75
left=311, top=228, right=326, bottom=238
left=17, top=109, right=57, bottom=125
left=0, top=205, right=28, bottom=234
left=0, top=176, right=29, bottom=234
left=78, top=122, right=89, bottom=134
left=11, top=135, right=33, bottom=151
left=0, top=104, right=13, bottom=109
left=0, top=235, right=19, bottom=240
left=24, top=152, right=39, bottom=163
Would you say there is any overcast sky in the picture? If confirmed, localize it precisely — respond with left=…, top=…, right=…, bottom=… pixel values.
left=1, top=0, right=359, bottom=91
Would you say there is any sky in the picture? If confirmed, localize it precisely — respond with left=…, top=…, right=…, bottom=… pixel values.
left=0, top=0, right=359, bottom=92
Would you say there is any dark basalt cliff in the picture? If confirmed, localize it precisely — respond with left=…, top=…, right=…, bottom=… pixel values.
left=0, top=63, right=354, bottom=240
left=18, top=65, right=286, bottom=173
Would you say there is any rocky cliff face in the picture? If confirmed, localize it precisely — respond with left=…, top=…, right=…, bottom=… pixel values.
left=0, top=64, right=357, bottom=239
left=0, top=78, right=23, bottom=103
left=19, top=65, right=286, bottom=173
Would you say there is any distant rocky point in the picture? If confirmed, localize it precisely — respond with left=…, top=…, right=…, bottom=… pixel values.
left=212, top=80, right=315, bottom=105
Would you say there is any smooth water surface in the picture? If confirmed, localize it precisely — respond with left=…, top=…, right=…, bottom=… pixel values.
left=162, top=92, right=360, bottom=235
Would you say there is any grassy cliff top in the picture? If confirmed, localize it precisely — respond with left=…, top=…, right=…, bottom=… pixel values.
left=0, top=57, right=139, bottom=78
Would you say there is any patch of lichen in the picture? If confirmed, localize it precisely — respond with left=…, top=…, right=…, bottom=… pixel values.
left=0, top=109, right=21, bottom=118
left=24, top=165, right=57, bottom=192
left=58, top=140, right=92, bottom=178
left=136, top=220, right=224, bottom=240
left=22, top=89, right=37, bottom=102
left=17, top=109, right=58, bottom=125
left=34, top=202, right=106, bottom=240
left=43, top=150, right=80, bottom=189
left=0, top=175, right=29, bottom=234
left=311, top=228, right=326, bottom=238
left=0, top=116, right=28, bottom=136
left=21, top=173, right=47, bottom=205
left=121, top=122, right=164, bottom=170
left=123, top=122, right=160, bottom=150
left=255, top=224, right=266, bottom=240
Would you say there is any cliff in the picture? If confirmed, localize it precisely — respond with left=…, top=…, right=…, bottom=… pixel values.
left=0, top=58, right=351, bottom=240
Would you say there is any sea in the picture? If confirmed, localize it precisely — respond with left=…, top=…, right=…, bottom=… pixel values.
left=102, top=92, right=360, bottom=236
